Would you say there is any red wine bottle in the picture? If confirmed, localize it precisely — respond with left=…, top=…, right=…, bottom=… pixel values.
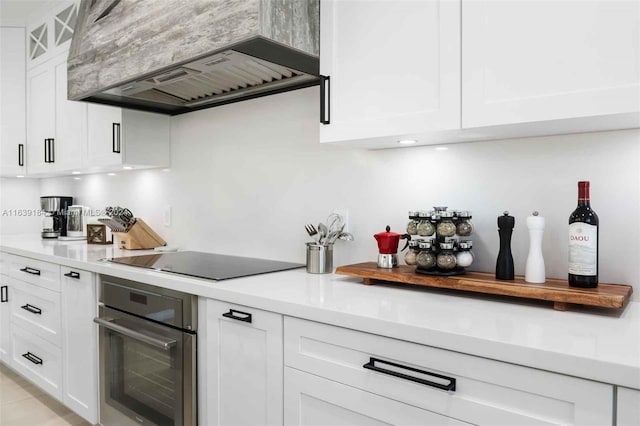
left=568, top=181, right=599, bottom=288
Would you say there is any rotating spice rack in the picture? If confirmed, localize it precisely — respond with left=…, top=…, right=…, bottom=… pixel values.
left=406, top=207, right=474, bottom=276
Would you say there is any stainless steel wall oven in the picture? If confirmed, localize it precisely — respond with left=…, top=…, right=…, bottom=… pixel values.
left=94, top=275, right=197, bottom=426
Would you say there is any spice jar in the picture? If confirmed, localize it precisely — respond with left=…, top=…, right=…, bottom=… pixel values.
left=406, top=211, right=419, bottom=235
left=404, top=240, right=420, bottom=265
left=456, top=240, right=474, bottom=268
left=436, top=241, right=457, bottom=270
left=417, top=211, right=436, bottom=237
left=436, top=211, right=456, bottom=237
left=456, top=211, right=474, bottom=237
left=416, top=241, right=436, bottom=269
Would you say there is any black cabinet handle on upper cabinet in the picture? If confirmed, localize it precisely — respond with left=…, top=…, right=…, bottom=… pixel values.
left=22, top=352, right=43, bottom=365
left=222, top=309, right=252, bottom=323
left=18, top=144, right=24, bottom=166
left=44, top=138, right=55, bottom=163
left=363, top=357, right=456, bottom=392
left=320, top=75, right=330, bottom=124
left=0, top=286, right=7, bottom=303
left=112, top=123, right=121, bottom=153
left=64, top=271, right=80, bottom=279
left=20, top=267, right=41, bottom=276
left=21, top=304, right=42, bottom=315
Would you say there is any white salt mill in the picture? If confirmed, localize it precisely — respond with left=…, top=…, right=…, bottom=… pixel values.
left=525, top=211, right=546, bottom=283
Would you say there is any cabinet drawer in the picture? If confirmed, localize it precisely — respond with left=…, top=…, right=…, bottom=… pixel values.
left=10, top=279, right=61, bottom=346
left=11, top=322, right=62, bottom=400
left=6, top=255, right=60, bottom=291
left=284, top=367, right=470, bottom=426
left=284, top=317, right=613, bottom=426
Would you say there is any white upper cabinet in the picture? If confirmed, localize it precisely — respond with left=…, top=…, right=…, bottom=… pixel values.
left=462, top=0, right=640, bottom=128
left=319, top=0, right=461, bottom=144
left=26, top=52, right=86, bottom=175
left=0, top=27, right=27, bottom=177
left=87, top=104, right=171, bottom=171
left=26, top=2, right=78, bottom=69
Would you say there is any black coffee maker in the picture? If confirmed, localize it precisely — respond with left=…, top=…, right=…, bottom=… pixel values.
left=40, top=196, right=73, bottom=238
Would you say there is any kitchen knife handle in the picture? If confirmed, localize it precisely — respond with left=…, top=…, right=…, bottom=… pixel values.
left=64, top=271, right=81, bottom=279
left=1, top=286, right=7, bottom=303
left=21, top=303, right=42, bottom=315
left=22, top=352, right=43, bottom=365
left=18, top=144, right=24, bottom=166
left=363, top=357, right=456, bottom=392
left=20, top=267, right=41, bottom=276
left=222, top=309, right=252, bottom=323
left=320, top=75, right=330, bottom=124
left=112, top=123, right=121, bottom=153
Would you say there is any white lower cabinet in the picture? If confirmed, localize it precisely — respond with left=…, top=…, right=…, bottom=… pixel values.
left=284, top=317, right=614, bottom=426
left=0, top=274, right=11, bottom=364
left=11, top=321, right=63, bottom=400
left=10, top=279, right=61, bottom=346
left=617, top=387, right=640, bottom=426
left=201, top=299, right=283, bottom=426
left=61, top=267, right=98, bottom=424
left=285, top=367, right=470, bottom=426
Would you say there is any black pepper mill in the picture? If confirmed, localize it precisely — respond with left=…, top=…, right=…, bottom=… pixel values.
left=496, top=211, right=515, bottom=280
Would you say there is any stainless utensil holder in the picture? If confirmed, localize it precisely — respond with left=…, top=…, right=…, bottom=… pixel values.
left=306, top=243, right=333, bottom=274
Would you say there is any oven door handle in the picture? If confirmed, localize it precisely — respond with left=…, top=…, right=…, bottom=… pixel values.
left=94, top=316, right=177, bottom=350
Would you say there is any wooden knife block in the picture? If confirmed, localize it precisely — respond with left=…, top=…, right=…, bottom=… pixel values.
left=112, top=219, right=166, bottom=250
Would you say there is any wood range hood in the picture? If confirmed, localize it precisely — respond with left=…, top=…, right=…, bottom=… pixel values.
left=67, top=0, right=320, bottom=115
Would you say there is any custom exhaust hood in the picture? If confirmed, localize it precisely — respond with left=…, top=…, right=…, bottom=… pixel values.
left=67, top=0, right=320, bottom=115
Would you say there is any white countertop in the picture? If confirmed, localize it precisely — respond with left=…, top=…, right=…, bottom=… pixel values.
left=1, top=234, right=639, bottom=389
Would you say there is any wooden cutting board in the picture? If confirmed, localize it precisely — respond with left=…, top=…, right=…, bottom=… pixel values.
left=335, top=262, right=633, bottom=311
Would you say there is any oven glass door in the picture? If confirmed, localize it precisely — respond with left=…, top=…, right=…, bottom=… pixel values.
left=97, top=306, right=186, bottom=426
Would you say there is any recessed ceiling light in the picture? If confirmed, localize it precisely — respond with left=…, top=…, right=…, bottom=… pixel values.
left=15, top=175, right=24, bottom=178
left=162, top=168, right=171, bottom=172
left=73, top=177, right=81, bottom=180
left=107, top=173, right=116, bottom=176
left=71, top=171, right=81, bottom=175
left=123, top=166, right=133, bottom=170
left=398, top=139, right=417, bottom=145
left=435, top=146, right=449, bottom=151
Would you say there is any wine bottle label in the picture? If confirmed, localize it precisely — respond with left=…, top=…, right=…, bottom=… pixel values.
left=568, top=223, right=597, bottom=275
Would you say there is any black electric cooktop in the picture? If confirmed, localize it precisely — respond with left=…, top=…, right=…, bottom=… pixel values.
left=106, top=251, right=304, bottom=281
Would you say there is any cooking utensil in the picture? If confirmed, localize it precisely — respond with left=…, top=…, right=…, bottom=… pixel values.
left=305, top=223, right=321, bottom=244
left=318, top=223, right=328, bottom=244
left=326, top=224, right=346, bottom=244
left=326, top=213, right=344, bottom=233
left=337, top=232, right=354, bottom=242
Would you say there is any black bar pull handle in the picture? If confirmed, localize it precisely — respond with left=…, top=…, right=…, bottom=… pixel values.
left=222, top=309, right=252, bottom=323
left=21, top=303, right=42, bottom=315
left=1, top=286, right=7, bottom=303
left=22, top=352, right=43, bottom=365
left=112, top=123, right=121, bottom=153
left=320, top=75, right=330, bottom=124
left=363, top=357, right=456, bottom=392
left=64, top=271, right=80, bottom=279
left=44, top=138, right=55, bottom=163
left=18, top=144, right=24, bottom=166
left=20, top=267, right=41, bottom=276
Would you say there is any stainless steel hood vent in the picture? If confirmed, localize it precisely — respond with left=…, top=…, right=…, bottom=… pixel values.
left=67, top=0, right=320, bottom=115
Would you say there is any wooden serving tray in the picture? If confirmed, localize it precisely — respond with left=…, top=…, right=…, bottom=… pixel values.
left=335, top=262, right=633, bottom=311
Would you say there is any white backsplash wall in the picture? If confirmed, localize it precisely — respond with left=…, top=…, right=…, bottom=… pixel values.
left=0, top=177, right=42, bottom=235
left=18, top=87, right=640, bottom=299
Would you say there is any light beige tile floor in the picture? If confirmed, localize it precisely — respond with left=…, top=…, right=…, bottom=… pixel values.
left=0, top=363, right=90, bottom=426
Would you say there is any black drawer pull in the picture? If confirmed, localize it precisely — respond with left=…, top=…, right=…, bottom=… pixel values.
left=22, top=352, right=43, bottom=365
left=112, top=123, right=121, bottom=153
left=1, top=286, right=7, bottom=303
left=64, top=271, right=80, bottom=279
left=222, top=309, right=252, bottom=323
left=21, top=304, right=42, bottom=315
left=18, top=143, right=24, bottom=166
left=363, top=357, right=456, bottom=392
left=20, top=267, right=41, bottom=276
